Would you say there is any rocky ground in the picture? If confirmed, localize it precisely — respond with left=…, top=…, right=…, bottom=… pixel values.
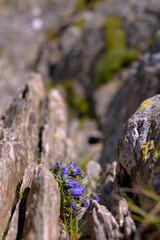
left=1, top=0, right=160, bottom=239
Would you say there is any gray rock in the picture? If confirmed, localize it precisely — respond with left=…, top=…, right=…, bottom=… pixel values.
left=0, top=0, right=76, bottom=116
left=68, top=119, right=102, bottom=161
left=79, top=200, right=122, bottom=240
left=86, top=161, right=102, bottom=191
left=118, top=95, right=160, bottom=192
left=99, top=33, right=160, bottom=197
left=40, top=88, right=68, bottom=168
left=93, top=79, right=122, bottom=125
left=5, top=162, right=37, bottom=240
left=23, top=164, right=60, bottom=240
left=0, top=74, right=44, bottom=236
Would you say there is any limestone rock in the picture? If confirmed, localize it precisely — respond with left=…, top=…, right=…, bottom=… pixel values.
left=23, top=164, right=60, bottom=240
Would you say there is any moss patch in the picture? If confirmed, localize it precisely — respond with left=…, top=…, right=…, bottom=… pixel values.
left=138, top=99, right=153, bottom=112
left=141, top=140, right=154, bottom=161
left=96, top=16, right=139, bottom=87
left=44, top=82, right=54, bottom=91
left=75, top=19, right=86, bottom=29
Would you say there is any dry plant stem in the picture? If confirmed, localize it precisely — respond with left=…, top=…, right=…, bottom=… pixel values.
left=139, top=201, right=160, bottom=231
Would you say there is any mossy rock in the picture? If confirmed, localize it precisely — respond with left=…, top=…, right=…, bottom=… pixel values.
left=75, top=19, right=87, bottom=29
left=44, top=82, right=54, bottom=91
left=96, top=16, right=139, bottom=87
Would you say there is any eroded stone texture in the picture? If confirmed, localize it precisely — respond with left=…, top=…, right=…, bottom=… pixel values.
left=118, top=95, right=160, bottom=192
left=86, top=161, right=102, bottom=191
left=0, top=74, right=44, bottom=236
left=40, top=89, right=68, bottom=168
left=78, top=200, right=122, bottom=240
left=23, top=164, right=60, bottom=240
left=5, top=162, right=37, bottom=240
left=99, top=33, right=160, bottom=198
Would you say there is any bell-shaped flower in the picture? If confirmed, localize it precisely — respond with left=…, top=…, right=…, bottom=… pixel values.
left=71, top=200, right=77, bottom=211
left=69, top=161, right=77, bottom=169
left=72, top=167, right=82, bottom=176
left=56, top=162, right=62, bottom=167
left=83, top=199, right=91, bottom=208
left=69, top=188, right=83, bottom=197
left=65, top=179, right=79, bottom=189
left=93, top=193, right=99, bottom=201
left=62, top=167, right=69, bottom=178
left=77, top=185, right=85, bottom=193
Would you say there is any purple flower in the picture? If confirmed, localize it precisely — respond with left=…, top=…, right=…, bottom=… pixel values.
left=62, top=167, right=69, bottom=177
left=72, top=167, right=82, bottom=176
left=71, top=200, right=77, bottom=211
left=69, top=188, right=83, bottom=197
left=93, top=193, right=99, bottom=202
left=56, top=162, right=62, bottom=167
left=77, top=185, right=85, bottom=193
left=83, top=199, right=91, bottom=208
left=69, top=161, right=77, bottom=168
left=65, top=179, right=79, bottom=189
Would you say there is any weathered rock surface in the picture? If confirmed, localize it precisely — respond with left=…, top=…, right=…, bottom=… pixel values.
left=40, top=89, right=68, bottom=168
left=0, top=74, right=69, bottom=239
left=85, top=161, right=102, bottom=191
left=0, top=74, right=44, bottom=236
left=78, top=198, right=139, bottom=239
left=1, top=1, right=160, bottom=239
left=0, top=0, right=76, bottom=115
left=23, top=164, right=60, bottom=240
left=78, top=200, right=122, bottom=240
left=5, top=162, right=37, bottom=240
left=93, top=79, right=122, bottom=125
left=118, top=95, right=160, bottom=192
left=99, top=33, right=160, bottom=198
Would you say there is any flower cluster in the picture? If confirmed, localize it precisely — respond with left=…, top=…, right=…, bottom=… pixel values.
left=50, top=161, right=99, bottom=211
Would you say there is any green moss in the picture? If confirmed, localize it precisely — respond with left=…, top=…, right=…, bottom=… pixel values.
left=141, top=140, right=154, bottom=161
left=153, top=141, right=160, bottom=160
left=75, top=19, right=86, bottom=29
left=44, top=82, right=54, bottom=91
left=96, top=16, right=139, bottom=87
left=147, top=37, right=154, bottom=48
left=138, top=99, right=153, bottom=112
left=76, top=0, right=102, bottom=12
left=45, top=29, right=58, bottom=43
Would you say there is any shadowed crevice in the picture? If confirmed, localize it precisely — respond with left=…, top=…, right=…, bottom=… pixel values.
left=16, top=187, right=30, bottom=240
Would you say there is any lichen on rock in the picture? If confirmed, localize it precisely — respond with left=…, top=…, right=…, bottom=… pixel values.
left=138, top=98, right=153, bottom=112
left=141, top=140, right=154, bottom=161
